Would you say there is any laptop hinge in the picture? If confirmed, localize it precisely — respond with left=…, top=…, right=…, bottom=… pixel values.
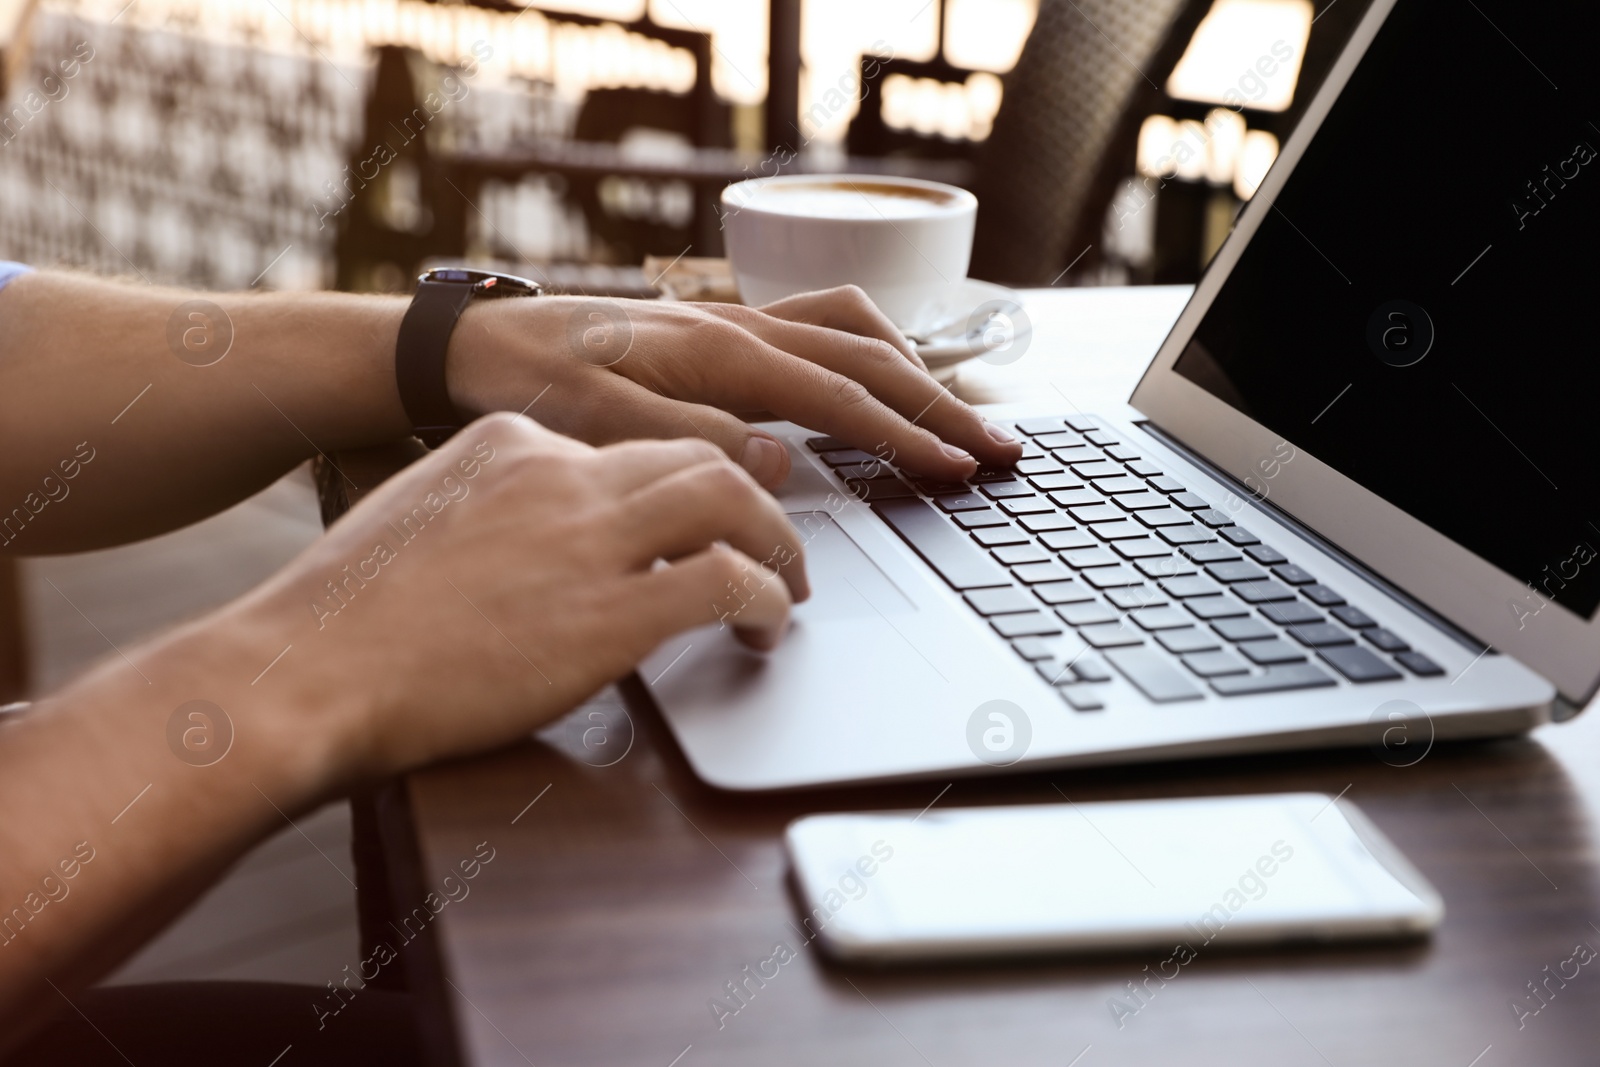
left=1136, top=420, right=1493, bottom=657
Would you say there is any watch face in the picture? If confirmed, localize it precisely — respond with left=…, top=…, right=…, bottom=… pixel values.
left=418, top=268, right=541, bottom=296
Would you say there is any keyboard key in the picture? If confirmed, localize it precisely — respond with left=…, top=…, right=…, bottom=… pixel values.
left=1158, top=525, right=1215, bottom=545
left=1157, top=627, right=1222, bottom=654
left=1232, top=580, right=1296, bottom=604
left=1272, top=564, right=1316, bottom=585
left=1162, top=575, right=1219, bottom=599
left=936, top=492, right=989, bottom=512
left=1107, top=586, right=1167, bottom=611
left=1012, top=561, right=1073, bottom=584
left=1130, top=607, right=1193, bottom=631
left=1318, top=645, right=1403, bottom=682
left=1018, top=441, right=1046, bottom=459
left=1035, top=659, right=1076, bottom=685
left=806, top=435, right=850, bottom=452
left=1034, top=432, right=1083, bottom=449
left=1245, top=544, right=1290, bottom=565
left=1052, top=445, right=1102, bottom=464
left=1019, top=513, right=1078, bottom=532
left=873, top=498, right=1011, bottom=590
left=1112, top=539, right=1173, bottom=560
left=1079, top=622, right=1147, bottom=649
left=1183, top=650, right=1251, bottom=677
left=1091, top=521, right=1150, bottom=541
left=1033, top=580, right=1096, bottom=605
left=1058, top=601, right=1118, bottom=626
left=972, top=526, right=1032, bottom=547
left=1050, top=489, right=1106, bottom=508
left=1212, top=617, right=1276, bottom=642
left=1094, top=476, right=1147, bottom=494
left=1028, top=472, right=1083, bottom=492
left=1186, top=595, right=1250, bottom=620
left=844, top=477, right=916, bottom=501
left=965, top=587, right=1038, bottom=615
left=1195, top=509, right=1235, bottom=528
left=1239, top=638, right=1307, bottom=665
left=972, top=465, right=1018, bottom=483
left=1331, top=605, right=1377, bottom=628
left=1064, top=415, right=1098, bottom=432
left=1000, top=497, right=1055, bottom=515
left=1363, top=628, right=1410, bottom=653
left=1136, top=508, right=1194, bottom=527
left=1041, top=529, right=1098, bottom=550
left=833, top=461, right=897, bottom=481
left=1083, top=566, right=1143, bottom=589
left=1288, top=623, right=1355, bottom=647
left=1059, top=687, right=1106, bottom=712
left=981, top=480, right=1036, bottom=499
left=1017, top=457, right=1066, bottom=476
left=914, top=478, right=970, bottom=496
left=1219, top=526, right=1262, bottom=546
left=1210, top=663, right=1337, bottom=695
left=1015, top=417, right=1067, bottom=436
left=1073, top=461, right=1126, bottom=479
left=1068, top=503, right=1125, bottom=524
left=1207, top=562, right=1268, bottom=583
left=1113, top=492, right=1171, bottom=511
left=1085, top=430, right=1120, bottom=446
left=1127, top=460, right=1164, bottom=477
left=1137, top=556, right=1198, bottom=579
left=1182, top=543, right=1241, bottom=563
left=1300, top=584, right=1346, bottom=607
left=953, top=508, right=1009, bottom=529
left=820, top=449, right=881, bottom=466
left=1396, top=650, right=1445, bottom=676
left=1148, top=475, right=1186, bottom=493
left=1104, top=647, right=1204, bottom=702
left=1011, top=637, right=1056, bottom=661
left=1061, top=547, right=1118, bottom=569
left=992, top=544, right=1052, bottom=565
left=1072, top=656, right=1114, bottom=682
left=990, top=612, right=1063, bottom=638
left=1171, top=492, right=1210, bottom=510
left=1105, top=445, right=1142, bottom=461
left=1259, top=602, right=1324, bottom=626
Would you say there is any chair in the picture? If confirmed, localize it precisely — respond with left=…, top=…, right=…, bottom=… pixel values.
left=967, top=0, right=1212, bottom=285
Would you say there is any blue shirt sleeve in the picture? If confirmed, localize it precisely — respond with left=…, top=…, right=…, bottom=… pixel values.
left=0, top=261, right=33, bottom=293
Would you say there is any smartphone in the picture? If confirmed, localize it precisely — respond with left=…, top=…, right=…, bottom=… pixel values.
left=784, top=793, right=1442, bottom=963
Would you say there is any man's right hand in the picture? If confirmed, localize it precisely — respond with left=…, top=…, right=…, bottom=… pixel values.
left=239, top=413, right=807, bottom=784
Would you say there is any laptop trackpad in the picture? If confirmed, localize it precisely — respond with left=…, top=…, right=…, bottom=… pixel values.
left=788, top=512, right=916, bottom=622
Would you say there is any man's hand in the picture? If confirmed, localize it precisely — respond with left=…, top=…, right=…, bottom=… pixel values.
left=446, top=285, right=1022, bottom=490
left=243, top=412, right=806, bottom=781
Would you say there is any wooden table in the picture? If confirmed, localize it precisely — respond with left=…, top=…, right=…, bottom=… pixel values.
left=332, top=286, right=1600, bottom=1067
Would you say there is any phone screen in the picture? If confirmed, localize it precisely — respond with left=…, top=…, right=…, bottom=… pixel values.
left=785, top=794, right=1438, bottom=961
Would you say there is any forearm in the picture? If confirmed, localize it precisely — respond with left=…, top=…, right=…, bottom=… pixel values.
left=0, top=271, right=411, bottom=552
left=0, top=599, right=355, bottom=1050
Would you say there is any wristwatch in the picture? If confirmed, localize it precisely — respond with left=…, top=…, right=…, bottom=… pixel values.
left=395, top=267, right=543, bottom=448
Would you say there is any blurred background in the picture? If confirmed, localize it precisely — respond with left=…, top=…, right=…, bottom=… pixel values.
left=0, top=0, right=1371, bottom=988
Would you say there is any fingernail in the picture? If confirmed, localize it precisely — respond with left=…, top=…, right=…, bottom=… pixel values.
left=741, top=435, right=786, bottom=484
left=984, top=421, right=1016, bottom=444
left=940, top=443, right=975, bottom=465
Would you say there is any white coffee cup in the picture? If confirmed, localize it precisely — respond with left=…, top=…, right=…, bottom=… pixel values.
left=720, top=174, right=977, bottom=334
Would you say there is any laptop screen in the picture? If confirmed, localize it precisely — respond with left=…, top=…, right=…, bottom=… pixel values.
left=1173, top=0, right=1600, bottom=620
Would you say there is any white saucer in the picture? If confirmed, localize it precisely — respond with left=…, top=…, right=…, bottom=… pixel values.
left=906, top=279, right=1031, bottom=382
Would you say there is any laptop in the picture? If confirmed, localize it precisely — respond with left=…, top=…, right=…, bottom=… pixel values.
left=640, top=0, right=1599, bottom=790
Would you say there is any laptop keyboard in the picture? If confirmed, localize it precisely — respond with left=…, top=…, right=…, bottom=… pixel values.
left=806, top=416, right=1445, bottom=712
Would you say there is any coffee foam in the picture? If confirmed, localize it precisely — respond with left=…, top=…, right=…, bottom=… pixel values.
left=745, top=181, right=957, bottom=220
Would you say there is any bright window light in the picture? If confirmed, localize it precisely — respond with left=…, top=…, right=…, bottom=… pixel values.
left=1166, top=0, right=1312, bottom=113
left=943, top=0, right=1037, bottom=73
left=1234, top=128, right=1280, bottom=199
